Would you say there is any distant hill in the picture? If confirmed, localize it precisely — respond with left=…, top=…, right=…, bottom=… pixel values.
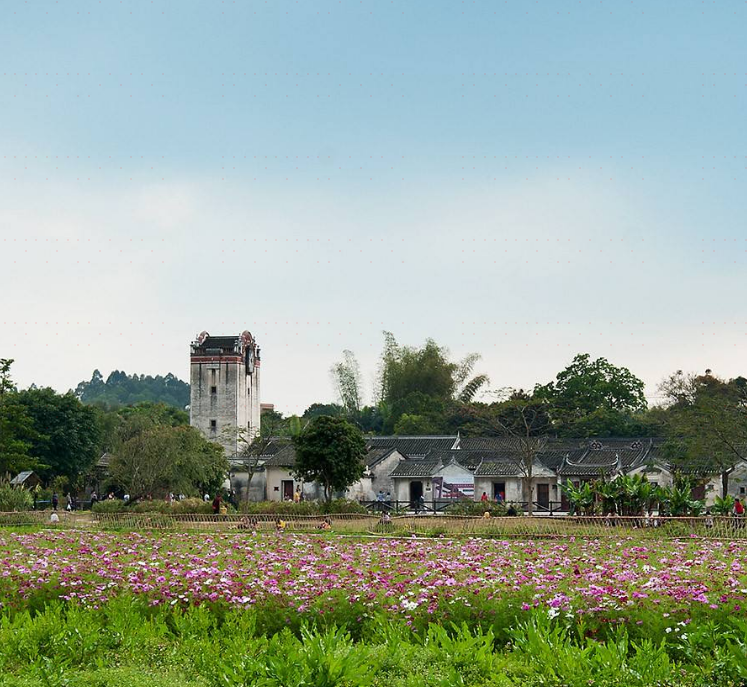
left=74, top=370, right=190, bottom=409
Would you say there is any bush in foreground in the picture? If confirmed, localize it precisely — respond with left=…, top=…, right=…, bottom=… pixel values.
left=0, top=600, right=745, bottom=687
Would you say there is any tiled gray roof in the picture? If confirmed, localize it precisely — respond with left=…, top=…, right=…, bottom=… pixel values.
left=259, top=438, right=291, bottom=457
left=423, top=450, right=484, bottom=471
left=557, top=445, right=649, bottom=476
left=192, top=335, right=240, bottom=353
left=389, top=459, right=441, bottom=478
left=474, top=460, right=523, bottom=476
left=262, top=445, right=296, bottom=468
left=365, top=447, right=398, bottom=468
left=537, top=448, right=583, bottom=471
left=366, top=436, right=457, bottom=457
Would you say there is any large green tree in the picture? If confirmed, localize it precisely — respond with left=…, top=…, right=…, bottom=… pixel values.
left=0, top=359, right=39, bottom=475
left=658, top=370, right=747, bottom=497
left=109, top=425, right=227, bottom=500
left=375, top=332, right=488, bottom=433
left=292, top=416, right=366, bottom=502
left=534, top=353, right=648, bottom=437
left=12, top=387, right=101, bottom=484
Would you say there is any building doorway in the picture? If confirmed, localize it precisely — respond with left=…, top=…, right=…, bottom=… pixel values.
left=536, top=483, right=550, bottom=510
left=492, top=482, right=506, bottom=503
left=691, top=482, right=706, bottom=501
left=281, top=480, right=294, bottom=501
left=409, top=481, right=423, bottom=508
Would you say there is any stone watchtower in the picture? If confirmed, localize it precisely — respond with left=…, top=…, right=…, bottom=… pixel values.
left=189, top=331, right=261, bottom=456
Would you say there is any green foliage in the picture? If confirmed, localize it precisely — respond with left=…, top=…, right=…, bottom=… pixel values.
left=11, top=388, right=101, bottom=484
left=74, top=370, right=190, bottom=410
left=302, top=404, right=344, bottom=420
left=444, top=500, right=508, bottom=517
left=376, top=332, right=487, bottom=433
left=658, top=371, right=747, bottom=497
left=562, top=475, right=704, bottom=517
left=0, top=601, right=746, bottom=686
left=91, top=499, right=128, bottom=514
left=330, top=350, right=363, bottom=417
left=393, top=413, right=442, bottom=435
left=92, top=498, right=216, bottom=515
left=109, top=425, right=227, bottom=500
left=534, top=353, right=648, bottom=437
left=292, top=416, right=366, bottom=503
left=0, top=480, right=33, bottom=512
left=712, top=494, right=735, bottom=516
left=562, top=480, right=596, bottom=515
left=0, top=360, right=42, bottom=476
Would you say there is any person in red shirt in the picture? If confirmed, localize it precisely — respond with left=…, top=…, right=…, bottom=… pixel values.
left=480, top=492, right=488, bottom=502
left=734, top=498, right=744, bottom=516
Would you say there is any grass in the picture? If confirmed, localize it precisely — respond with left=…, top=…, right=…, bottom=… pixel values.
left=0, top=600, right=746, bottom=686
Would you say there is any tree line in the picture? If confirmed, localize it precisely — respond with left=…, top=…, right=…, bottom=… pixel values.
left=3, top=333, right=747, bottom=502
left=0, top=359, right=225, bottom=502
left=264, top=334, right=747, bottom=500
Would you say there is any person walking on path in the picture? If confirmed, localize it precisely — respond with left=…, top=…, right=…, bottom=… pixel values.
left=212, top=494, right=222, bottom=515
left=52, top=493, right=59, bottom=511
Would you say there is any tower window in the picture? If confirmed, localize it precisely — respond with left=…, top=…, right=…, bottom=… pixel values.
left=210, top=386, right=217, bottom=395
left=210, top=420, right=217, bottom=433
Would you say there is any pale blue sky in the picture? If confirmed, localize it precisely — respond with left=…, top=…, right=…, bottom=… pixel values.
left=1, top=0, right=745, bottom=413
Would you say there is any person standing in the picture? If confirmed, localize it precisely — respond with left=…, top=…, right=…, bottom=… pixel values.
left=293, top=486, right=301, bottom=503
left=212, top=494, right=222, bottom=515
left=481, top=492, right=489, bottom=503
left=52, top=493, right=59, bottom=511
left=734, top=498, right=745, bottom=528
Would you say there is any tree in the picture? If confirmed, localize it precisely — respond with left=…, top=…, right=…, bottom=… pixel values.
left=109, top=425, right=227, bottom=500
left=302, top=403, right=344, bottom=420
left=534, top=353, right=647, bottom=436
left=292, top=416, right=366, bottom=503
left=658, top=370, right=747, bottom=497
left=330, top=350, right=363, bottom=417
left=0, top=360, right=39, bottom=475
left=374, top=332, right=488, bottom=433
left=393, top=413, right=441, bottom=435
left=12, top=387, right=101, bottom=485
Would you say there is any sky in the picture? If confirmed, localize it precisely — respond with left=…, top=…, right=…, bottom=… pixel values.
left=1, top=0, right=745, bottom=414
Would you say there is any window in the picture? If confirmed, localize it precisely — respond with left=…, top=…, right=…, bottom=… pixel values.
left=210, top=386, right=217, bottom=395
left=210, top=420, right=217, bottom=433
left=741, top=487, right=746, bottom=495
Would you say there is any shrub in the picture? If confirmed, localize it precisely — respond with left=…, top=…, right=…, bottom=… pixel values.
left=239, top=501, right=321, bottom=515
left=92, top=499, right=128, bottom=514
left=445, top=499, right=508, bottom=517
left=170, top=498, right=212, bottom=514
left=131, top=500, right=172, bottom=514
left=0, top=482, right=33, bottom=512
left=322, top=499, right=368, bottom=514
left=238, top=499, right=368, bottom=515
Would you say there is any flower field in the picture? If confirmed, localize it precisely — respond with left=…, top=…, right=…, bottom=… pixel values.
left=2, top=530, right=747, bottom=686
left=2, top=531, right=746, bottom=622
